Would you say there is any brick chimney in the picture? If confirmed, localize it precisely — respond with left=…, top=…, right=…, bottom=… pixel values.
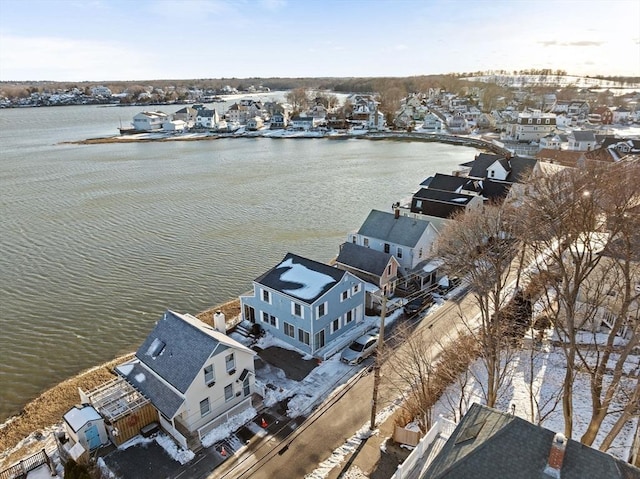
left=543, top=432, right=567, bottom=478
left=394, top=208, right=400, bottom=219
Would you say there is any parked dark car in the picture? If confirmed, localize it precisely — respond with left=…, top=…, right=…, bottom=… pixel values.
left=403, top=294, right=433, bottom=316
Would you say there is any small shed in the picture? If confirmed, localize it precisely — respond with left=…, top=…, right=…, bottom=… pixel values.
left=63, top=404, right=108, bottom=451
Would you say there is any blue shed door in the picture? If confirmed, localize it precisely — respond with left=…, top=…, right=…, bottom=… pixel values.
left=85, top=424, right=101, bottom=450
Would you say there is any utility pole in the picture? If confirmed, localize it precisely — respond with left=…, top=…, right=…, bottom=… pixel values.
left=370, top=294, right=387, bottom=430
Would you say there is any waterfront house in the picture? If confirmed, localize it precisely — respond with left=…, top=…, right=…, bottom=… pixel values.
left=132, top=111, right=169, bottom=131
left=350, top=209, right=439, bottom=274
left=270, top=111, right=288, bottom=129
left=195, top=108, right=220, bottom=129
left=335, top=241, right=400, bottom=305
left=290, top=116, right=322, bottom=130
left=117, top=310, right=257, bottom=451
left=458, top=153, right=538, bottom=184
left=240, top=253, right=365, bottom=357
left=422, top=112, right=444, bottom=131
left=246, top=116, right=264, bottom=131
left=173, top=106, right=198, bottom=127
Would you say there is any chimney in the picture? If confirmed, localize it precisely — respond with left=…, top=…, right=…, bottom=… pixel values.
left=394, top=208, right=400, bottom=219
left=213, top=310, right=226, bottom=334
left=543, top=432, right=567, bottom=478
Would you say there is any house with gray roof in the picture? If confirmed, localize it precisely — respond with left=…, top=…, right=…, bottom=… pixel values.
left=567, top=130, right=598, bottom=151
left=393, top=403, right=640, bottom=479
left=335, top=242, right=400, bottom=304
left=240, top=253, right=365, bottom=357
left=460, top=153, right=538, bottom=184
left=117, top=310, right=256, bottom=451
left=350, top=209, right=440, bottom=279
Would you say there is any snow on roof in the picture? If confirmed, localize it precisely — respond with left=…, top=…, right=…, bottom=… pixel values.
left=279, top=258, right=336, bottom=300
left=64, top=405, right=101, bottom=432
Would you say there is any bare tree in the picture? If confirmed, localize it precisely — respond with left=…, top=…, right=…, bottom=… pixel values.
left=285, top=87, right=310, bottom=114
left=518, top=159, right=640, bottom=442
left=436, top=203, right=523, bottom=407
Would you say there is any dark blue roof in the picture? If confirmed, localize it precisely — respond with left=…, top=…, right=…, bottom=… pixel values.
left=255, top=253, right=346, bottom=304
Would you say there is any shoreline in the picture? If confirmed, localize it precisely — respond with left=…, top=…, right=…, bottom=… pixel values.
left=0, top=299, right=241, bottom=466
left=65, top=129, right=510, bottom=156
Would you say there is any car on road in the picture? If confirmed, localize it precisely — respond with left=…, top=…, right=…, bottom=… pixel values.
left=340, top=332, right=379, bottom=365
left=403, top=294, right=433, bottom=316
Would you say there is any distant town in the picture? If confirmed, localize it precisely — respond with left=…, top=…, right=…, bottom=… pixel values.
left=1, top=72, right=640, bottom=479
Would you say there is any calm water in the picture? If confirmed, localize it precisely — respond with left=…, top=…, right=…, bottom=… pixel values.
left=0, top=103, right=480, bottom=422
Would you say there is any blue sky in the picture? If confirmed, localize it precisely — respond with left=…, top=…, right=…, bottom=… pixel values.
left=0, top=0, right=638, bottom=82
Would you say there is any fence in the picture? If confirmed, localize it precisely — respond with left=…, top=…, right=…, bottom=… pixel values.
left=390, top=417, right=457, bottom=479
left=0, top=449, right=54, bottom=479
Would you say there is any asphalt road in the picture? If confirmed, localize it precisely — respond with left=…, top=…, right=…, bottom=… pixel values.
left=209, top=289, right=477, bottom=479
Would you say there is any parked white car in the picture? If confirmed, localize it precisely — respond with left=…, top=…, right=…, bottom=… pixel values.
left=340, top=333, right=379, bottom=365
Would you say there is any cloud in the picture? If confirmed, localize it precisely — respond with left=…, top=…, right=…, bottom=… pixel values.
left=538, top=40, right=604, bottom=47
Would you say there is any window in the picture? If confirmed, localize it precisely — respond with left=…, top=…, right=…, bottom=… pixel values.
left=419, top=248, right=423, bottom=258
left=345, top=310, right=353, bottom=324
left=352, top=284, right=360, bottom=295
left=331, top=318, right=340, bottom=333
left=397, top=247, right=403, bottom=259
left=315, top=330, right=325, bottom=349
left=292, top=302, right=303, bottom=318
left=262, top=312, right=277, bottom=327
left=284, top=322, right=295, bottom=338
left=204, top=365, right=215, bottom=385
left=317, top=302, right=327, bottom=318
left=225, top=353, right=235, bottom=373
left=387, top=264, right=392, bottom=275
left=490, top=170, right=495, bottom=178
left=341, top=290, right=349, bottom=302
left=384, top=243, right=390, bottom=253
left=200, top=398, right=210, bottom=417
left=416, top=199, right=422, bottom=208
left=224, top=384, right=233, bottom=402
left=363, top=238, right=369, bottom=247
left=298, top=328, right=310, bottom=345
left=262, top=289, right=271, bottom=303
left=351, top=235, right=356, bottom=244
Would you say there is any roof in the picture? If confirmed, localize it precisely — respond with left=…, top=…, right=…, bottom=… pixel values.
left=421, top=173, right=483, bottom=194
left=572, top=130, right=597, bottom=142
left=335, top=242, right=396, bottom=277
left=255, top=252, right=346, bottom=304
left=461, top=154, right=537, bottom=183
left=357, top=209, right=432, bottom=247
left=63, top=405, right=102, bottom=432
left=413, top=188, right=475, bottom=206
left=117, top=310, right=255, bottom=417
left=421, top=403, right=640, bottom=479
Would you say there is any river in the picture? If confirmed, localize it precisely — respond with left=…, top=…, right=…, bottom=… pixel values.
left=0, top=101, right=481, bottom=422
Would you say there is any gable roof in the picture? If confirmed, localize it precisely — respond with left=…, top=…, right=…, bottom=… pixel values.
left=461, top=154, right=537, bottom=183
left=571, top=130, right=597, bottom=142
left=336, top=242, right=396, bottom=277
left=117, top=310, right=254, bottom=417
left=255, top=252, right=346, bottom=304
left=421, top=403, right=640, bottom=479
left=421, top=173, right=483, bottom=194
left=357, top=209, right=432, bottom=247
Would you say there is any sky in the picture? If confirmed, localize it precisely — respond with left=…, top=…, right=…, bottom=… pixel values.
left=0, top=0, right=639, bottom=82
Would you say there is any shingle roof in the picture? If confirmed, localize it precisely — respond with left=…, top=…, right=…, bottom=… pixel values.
left=422, top=173, right=483, bottom=194
left=336, top=242, right=395, bottom=277
left=357, top=210, right=432, bottom=247
left=572, top=130, right=597, bottom=142
left=117, top=310, right=255, bottom=419
left=421, top=403, right=640, bottom=479
left=255, top=253, right=346, bottom=304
